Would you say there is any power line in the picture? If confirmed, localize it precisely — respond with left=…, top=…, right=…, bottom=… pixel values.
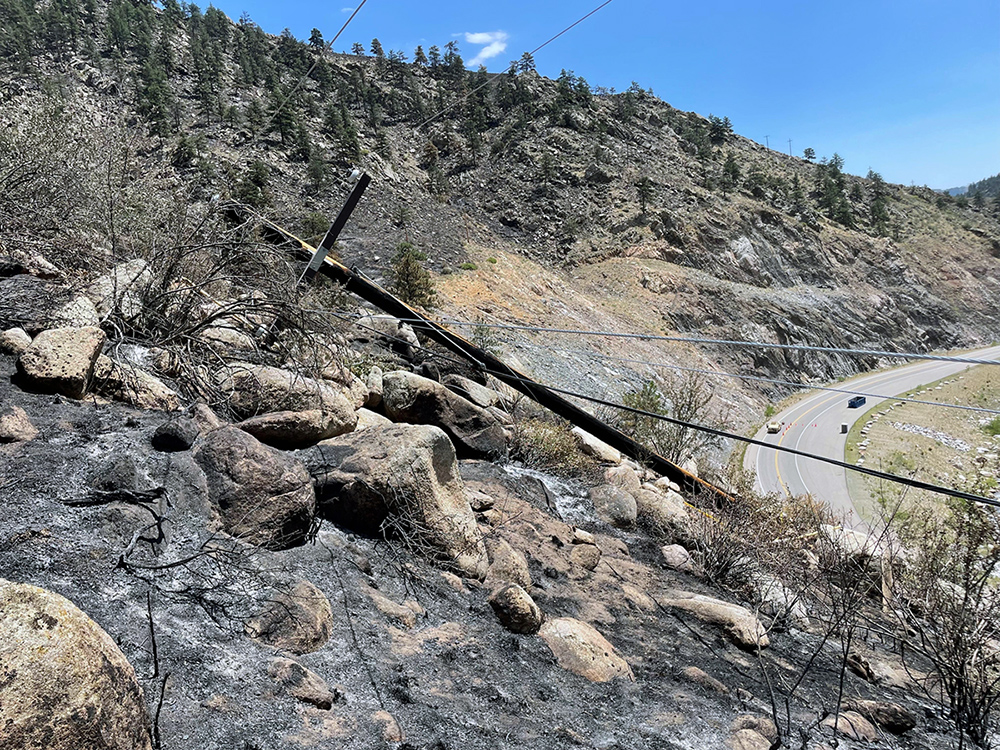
left=414, top=0, right=616, bottom=131
left=249, top=1, right=368, bottom=148
left=325, top=307, right=998, bottom=507
left=531, top=343, right=1000, bottom=416
left=401, top=316, right=1000, bottom=368
left=476, top=367, right=1000, bottom=508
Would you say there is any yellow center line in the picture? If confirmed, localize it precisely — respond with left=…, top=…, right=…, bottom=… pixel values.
left=772, top=362, right=944, bottom=497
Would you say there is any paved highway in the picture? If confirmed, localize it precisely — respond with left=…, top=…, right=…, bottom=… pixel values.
left=744, top=346, right=1000, bottom=528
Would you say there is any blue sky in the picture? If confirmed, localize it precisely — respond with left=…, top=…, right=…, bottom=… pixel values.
left=211, top=0, right=999, bottom=189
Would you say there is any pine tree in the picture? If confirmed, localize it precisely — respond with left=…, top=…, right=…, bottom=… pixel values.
left=636, top=176, right=654, bottom=214
left=370, top=38, right=384, bottom=57
left=427, top=45, right=441, bottom=68
left=721, top=153, right=741, bottom=194
left=390, top=242, right=436, bottom=309
left=803, top=147, right=816, bottom=162
left=351, top=41, right=364, bottom=55
left=413, top=45, right=427, bottom=66
left=308, top=28, right=324, bottom=50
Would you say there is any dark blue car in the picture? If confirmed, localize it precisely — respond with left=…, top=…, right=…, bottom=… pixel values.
left=848, top=396, right=866, bottom=409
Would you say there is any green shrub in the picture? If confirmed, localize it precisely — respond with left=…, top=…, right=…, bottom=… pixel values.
left=459, top=262, right=478, bottom=271
left=983, top=416, right=1000, bottom=436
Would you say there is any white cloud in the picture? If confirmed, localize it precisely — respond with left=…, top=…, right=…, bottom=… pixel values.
left=341, top=7, right=354, bottom=13
left=464, top=30, right=509, bottom=68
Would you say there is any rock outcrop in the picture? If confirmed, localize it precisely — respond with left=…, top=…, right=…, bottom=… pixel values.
left=301, top=424, right=488, bottom=579
left=381, top=371, right=506, bottom=459
left=193, top=426, right=316, bottom=550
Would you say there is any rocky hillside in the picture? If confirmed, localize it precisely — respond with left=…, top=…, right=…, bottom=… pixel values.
left=2, top=0, right=1000, bottom=425
left=3, top=11, right=1000, bottom=747
left=0, top=252, right=980, bottom=750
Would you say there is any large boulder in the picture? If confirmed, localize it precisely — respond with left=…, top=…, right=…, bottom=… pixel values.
left=589, top=484, right=637, bottom=529
left=268, top=658, right=340, bottom=709
left=193, top=426, right=316, bottom=550
left=0, top=579, right=153, bottom=750
left=657, top=591, right=770, bottom=651
left=571, top=427, right=622, bottom=464
left=538, top=617, right=634, bottom=682
left=635, top=487, right=691, bottom=542
left=215, top=361, right=358, bottom=427
left=92, top=355, right=181, bottom=411
left=17, top=326, right=105, bottom=399
left=300, top=424, right=487, bottom=579
left=238, top=408, right=355, bottom=449
left=245, top=580, right=333, bottom=655
left=381, top=371, right=506, bottom=459
left=86, top=258, right=152, bottom=320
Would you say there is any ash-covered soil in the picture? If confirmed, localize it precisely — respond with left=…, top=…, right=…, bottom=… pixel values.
left=0, top=350, right=956, bottom=749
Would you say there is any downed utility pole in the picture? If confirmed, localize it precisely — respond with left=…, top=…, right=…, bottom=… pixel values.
left=240, top=204, right=733, bottom=504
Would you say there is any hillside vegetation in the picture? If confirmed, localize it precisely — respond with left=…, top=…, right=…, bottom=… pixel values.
left=2, top=0, right=1000, bottom=425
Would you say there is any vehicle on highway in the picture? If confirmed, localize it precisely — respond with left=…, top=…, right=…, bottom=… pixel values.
left=847, top=395, right=866, bottom=409
left=766, top=421, right=782, bottom=434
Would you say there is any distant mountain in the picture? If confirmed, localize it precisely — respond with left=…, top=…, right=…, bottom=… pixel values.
left=943, top=186, right=968, bottom=196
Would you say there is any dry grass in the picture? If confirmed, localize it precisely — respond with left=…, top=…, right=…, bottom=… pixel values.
left=846, top=364, right=1000, bottom=517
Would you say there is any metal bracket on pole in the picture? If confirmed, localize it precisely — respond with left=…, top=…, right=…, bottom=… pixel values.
left=304, top=170, right=371, bottom=281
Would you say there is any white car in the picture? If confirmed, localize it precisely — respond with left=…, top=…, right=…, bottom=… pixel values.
left=766, top=421, right=782, bottom=434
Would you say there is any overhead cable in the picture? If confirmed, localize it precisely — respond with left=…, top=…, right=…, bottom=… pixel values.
left=249, top=1, right=368, bottom=147
left=414, top=0, right=616, bottom=131
left=475, top=369, right=1000, bottom=508
left=532, top=344, right=1000, bottom=416
left=383, top=315, right=1000, bottom=368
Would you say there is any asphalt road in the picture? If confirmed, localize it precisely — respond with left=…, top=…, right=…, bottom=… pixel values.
left=744, top=345, right=1000, bottom=528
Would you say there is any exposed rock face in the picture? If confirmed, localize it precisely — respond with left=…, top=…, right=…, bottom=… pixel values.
left=267, top=658, right=341, bottom=709
left=246, top=580, right=333, bottom=655
left=381, top=371, right=506, bottom=459
left=658, top=592, right=770, bottom=651
left=589, top=484, right=637, bottom=529
left=488, top=584, right=543, bottom=634
left=538, top=617, right=634, bottom=683
left=92, top=355, right=181, bottom=411
left=570, top=542, right=602, bottom=571
left=364, top=366, right=383, bottom=408
left=216, top=361, right=357, bottom=425
left=0, top=579, right=152, bottom=750
left=0, top=405, right=38, bottom=442
left=193, top=426, right=316, bottom=550
left=238, top=408, right=355, bottom=448
left=661, top=544, right=698, bottom=574
left=301, top=424, right=488, bottom=579
left=17, top=325, right=105, bottom=398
